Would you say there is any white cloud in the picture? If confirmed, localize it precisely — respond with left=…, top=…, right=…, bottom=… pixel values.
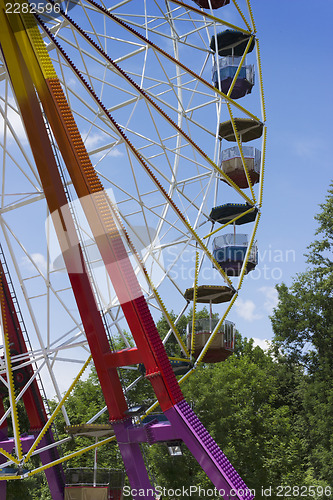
left=67, top=77, right=78, bottom=89
left=83, top=132, right=123, bottom=159
left=234, top=298, right=263, bottom=322
left=293, top=137, right=327, bottom=160
left=83, top=132, right=105, bottom=150
left=22, top=253, right=47, bottom=274
left=251, top=337, right=271, bottom=351
left=32, top=253, right=47, bottom=273
left=0, top=97, right=28, bottom=144
left=109, top=148, right=123, bottom=157
left=258, top=286, right=279, bottom=314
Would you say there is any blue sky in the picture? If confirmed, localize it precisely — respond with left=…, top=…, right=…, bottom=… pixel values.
left=1, top=0, right=332, bottom=397
left=22, top=0, right=332, bottom=349
left=227, top=0, right=333, bottom=345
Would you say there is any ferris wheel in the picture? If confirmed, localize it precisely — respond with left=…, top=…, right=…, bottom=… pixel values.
left=0, top=0, right=266, bottom=498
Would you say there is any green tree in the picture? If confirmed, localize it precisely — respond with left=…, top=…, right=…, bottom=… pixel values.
left=271, top=182, right=333, bottom=489
left=148, top=337, right=307, bottom=499
left=271, top=182, right=333, bottom=372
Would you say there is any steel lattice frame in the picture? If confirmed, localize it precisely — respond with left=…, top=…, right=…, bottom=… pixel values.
left=0, top=0, right=266, bottom=496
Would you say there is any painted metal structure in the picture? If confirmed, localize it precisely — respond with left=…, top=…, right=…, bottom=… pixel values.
left=0, top=0, right=266, bottom=498
left=0, top=247, right=64, bottom=498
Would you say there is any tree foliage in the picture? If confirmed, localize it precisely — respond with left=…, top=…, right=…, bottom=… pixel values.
left=271, top=183, right=333, bottom=372
left=270, top=182, right=333, bottom=489
left=148, top=338, right=307, bottom=498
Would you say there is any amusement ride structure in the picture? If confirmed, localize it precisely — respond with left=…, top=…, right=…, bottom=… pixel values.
left=0, top=0, right=266, bottom=498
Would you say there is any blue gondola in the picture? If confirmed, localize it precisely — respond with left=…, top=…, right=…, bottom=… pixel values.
left=169, top=358, right=192, bottom=375
left=213, top=233, right=257, bottom=276
left=211, top=30, right=255, bottom=99
left=142, top=414, right=169, bottom=424
left=212, top=57, right=254, bottom=99
left=0, top=467, right=29, bottom=476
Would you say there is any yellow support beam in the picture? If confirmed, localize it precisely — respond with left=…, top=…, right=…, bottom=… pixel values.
left=0, top=280, right=22, bottom=460
left=191, top=251, right=200, bottom=358
left=237, top=211, right=261, bottom=289
left=246, top=0, right=257, bottom=34
left=0, top=474, right=23, bottom=481
left=256, top=38, right=267, bottom=122
left=195, top=293, right=238, bottom=365
left=178, top=366, right=196, bottom=386
left=27, top=433, right=116, bottom=478
left=170, top=0, right=251, bottom=35
left=226, top=35, right=255, bottom=99
left=231, top=0, right=251, bottom=31
left=0, top=447, right=20, bottom=466
left=258, top=126, right=267, bottom=208
left=204, top=206, right=256, bottom=240
left=226, top=102, right=256, bottom=203
left=24, top=355, right=92, bottom=462
left=19, top=11, right=57, bottom=79
left=140, top=400, right=160, bottom=419
left=0, top=1, right=54, bottom=92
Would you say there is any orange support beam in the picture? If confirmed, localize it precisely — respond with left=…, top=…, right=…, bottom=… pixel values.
left=14, top=11, right=184, bottom=411
left=0, top=9, right=128, bottom=422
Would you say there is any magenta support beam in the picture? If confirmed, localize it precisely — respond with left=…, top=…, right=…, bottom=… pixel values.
left=112, top=409, right=253, bottom=500
left=0, top=434, right=34, bottom=453
left=38, top=432, right=65, bottom=500
left=113, top=420, right=155, bottom=499
left=0, top=435, right=64, bottom=500
left=0, top=455, right=7, bottom=497
left=114, top=420, right=180, bottom=445
left=0, top=428, right=7, bottom=496
left=0, top=434, right=34, bottom=498
left=165, top=401, right=254, bottom=500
